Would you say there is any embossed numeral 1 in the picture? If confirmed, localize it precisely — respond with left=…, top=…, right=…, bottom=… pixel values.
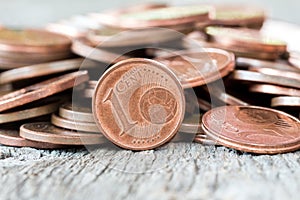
left=103, top=88, right=137, bottom=136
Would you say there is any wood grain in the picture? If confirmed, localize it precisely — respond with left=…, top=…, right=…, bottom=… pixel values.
left=0, top=143, right=299, bottom=200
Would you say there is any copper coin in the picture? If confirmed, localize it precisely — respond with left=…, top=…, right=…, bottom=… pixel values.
left=0, top=98, right=62, bottom=124
left=271, top=96, right=300, bottom=107
left=231, top=70, right=300, bottom=89
left=250, top=84, right=300, bottom=96
left=0, top=71, right=89, bottom=112
left=202, top=106, right=300, bottom=154
left=51, top=114, right=99, bottom=133
left=0, top=58, right=84, bottom=85
left=205, top=26, right=287, bottom=53
left=288, top=51, right=300, bottom=70
left=20, top=122, right=105, bottom=145
left=209, top=4, right=265, bottom=27
left=0, top=29, right=71, bottom=53
left=87, top=27, right=182, bottom=47
left=206, top=86, right=249, bottom=106
left=249, top=67, right=300, bottom=81
left=155, top=48, right=235, bottom=88
left=93, top=58, right=185, bottom=150
left=59, top=103, right=94, bottom=123
left=71, top=39, right=129, bottom=63
left=236, top=57, right=298, bottom=72
left=193, top=133, right=217, bottom=145
left=179, top=113, right=203, bottom=134
left=91, top=5, right=211, bottom=29
left=0, top=127, right=65, bottom=149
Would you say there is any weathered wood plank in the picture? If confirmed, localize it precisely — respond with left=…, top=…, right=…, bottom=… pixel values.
left=0, top=143, right=299, bottom=200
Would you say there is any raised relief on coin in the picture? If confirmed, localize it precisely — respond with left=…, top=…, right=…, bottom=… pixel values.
left=93, top=58, right=185, bottom=150
left=202, top=106, right=300, bottom=154
left=236, top=107, right=278, bottom=125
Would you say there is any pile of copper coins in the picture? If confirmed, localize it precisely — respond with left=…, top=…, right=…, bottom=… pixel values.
left=0, top=3, right=300, bottom=154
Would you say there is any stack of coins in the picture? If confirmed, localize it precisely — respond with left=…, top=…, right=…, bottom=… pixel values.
left=0, top=29, right=74, bottom=69
left=0, top=3, right=299, bottom=154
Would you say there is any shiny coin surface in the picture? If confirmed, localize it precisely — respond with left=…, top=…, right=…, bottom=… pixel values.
left=231, top=70, right=300, bottom=89
left=249, top=84, right=300, bottom=96
left=0, top=29, right=71, bottom=53
left=59, top=103, right=94, bottom=123
left=202, top=106, right=300, bottom=154
left=0, top=58, right=84, bottom=85
left=0, top=126, right=65, bottom=148
left=249, top=67, right=300, bottom=81
left=93, top=58, right=185, bottom=150
left=0, top=71, right=89, bottom=112
left=20, top=122, right=105, bottom=145
left=271, top=96, right=300, bottom=107
left=51, top=114, right=99, bottom=133
left=155, top=48, right=235, bottom=88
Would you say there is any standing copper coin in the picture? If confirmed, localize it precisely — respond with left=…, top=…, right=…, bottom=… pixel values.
left=93, top=58, right=185, bottom=150
left=202, top=106, right=300, bottom=154
left=0, top=71, right=89, bottom=112
left=20, top=122, right=105, bottom=145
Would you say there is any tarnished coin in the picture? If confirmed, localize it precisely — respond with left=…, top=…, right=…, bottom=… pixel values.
left=0, top=126, right=65, bottom=149
left=231, top=70, right=300, bottom=89
left=0, top=29, right=71, bottom=53
left=202, top=106, right=300, bottom=154
left=209, top=4, right=265, bottom=27
left=91, top=5, right=211, bottom=29
left=0, top=98, right=63, bottom=124
left=0, top=58, right=84, bottom=85
left=59, top=103, right=94, bottom=123
left=206, top=26, right=287, bottom=54
left=0, top=71, right=89, bottom=112
left=155, top=48, right=235, bottom=88
left=271, top=96, right=300, bottom=107
left=250, top=84, right=300, bottom=96
left=71, top=39, right=129, bottom=63
left=51, top=114, right=99, bottom=133
left=93, top=58, right=185, bottom=150
left=20, top=122, right=105, bottom=145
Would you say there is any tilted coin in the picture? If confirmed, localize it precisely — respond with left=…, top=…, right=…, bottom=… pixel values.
left=59, top=103, right=94, bottom=123
left=71, top=38, right=130, bottom=63
left=0, top=126, right=65, bottom=148
left=0, top=97, right=63, bottom=124
left=20, top=122, right=105, bottom=145
left=202, top=106, right=300, bottom=154
left=249, top=84, right=300, bottom=96
left=52, top=113, right=99, bottom=133
left=0, top=71, right=89, bottom=112
left=231, top=70, right=300, bottom=89
left=155, top=48, right=235, bottom=88
left=91, top=5, right=211, bottom=29
left=236, top=57, right=299, bottom=72
left=0, top=29, right=71, bottom=53
left=205, top=26, right=287, bottom=53
left=249, top=67, right=300, bottom=81
left=0, top=58, right=84, bottom=85
left=93, top=58, right=185, bottom=150
left=271, top=96, right=300, bottom=107
left=209, top=4, right=265, bottom=27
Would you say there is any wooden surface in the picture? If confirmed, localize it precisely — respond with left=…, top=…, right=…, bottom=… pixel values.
left=0, top=142, right=299, bottom=200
